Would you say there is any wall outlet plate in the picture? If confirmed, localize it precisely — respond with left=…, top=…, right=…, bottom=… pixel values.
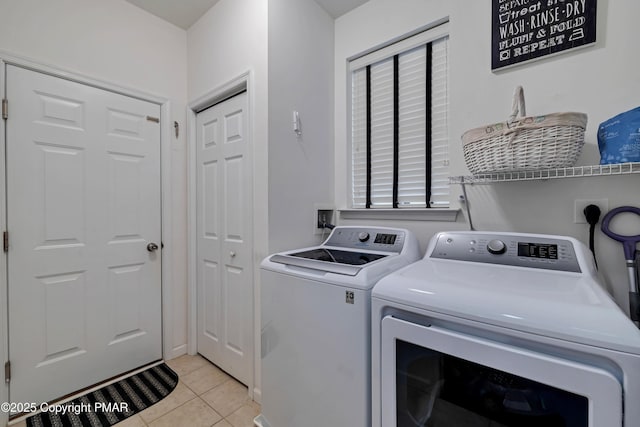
left=314, top=204, right=335, bottom=235
left=316, top=209, right=334, bottom=228
left=574, top=199, right=609, bottom=224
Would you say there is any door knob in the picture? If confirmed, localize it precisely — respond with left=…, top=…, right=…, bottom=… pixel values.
left=147, top=242, right=159, bottom=252
left=230, top=251, right=236, bottom=258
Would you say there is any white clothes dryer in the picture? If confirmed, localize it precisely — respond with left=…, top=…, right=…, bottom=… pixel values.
left=372, top=231, right=640, bottom=427
left=255, top=226, right=420, bottom=427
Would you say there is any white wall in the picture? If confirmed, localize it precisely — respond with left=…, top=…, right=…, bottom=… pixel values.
left=268, top=0, right=335, bottom=253
left=187, top=0, right=268, bottom=401
left=335, top=0, right=640, bottom=309
left=0, top=0, right=189, bottom=423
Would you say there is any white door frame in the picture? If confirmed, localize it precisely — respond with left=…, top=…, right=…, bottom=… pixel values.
left=186, top=71, right=255, bottom=398
left=0, top=53, right=175, bottom=426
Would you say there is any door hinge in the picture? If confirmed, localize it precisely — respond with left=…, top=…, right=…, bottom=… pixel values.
left=3, top=231, right=8, bottom=252
left=4, top=361, right=10, bottom=384
left=2, top=99, right=7, bottom=120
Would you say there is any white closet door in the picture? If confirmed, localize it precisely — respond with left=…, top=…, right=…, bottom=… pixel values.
left=196, top=91, right=252, bottom=385
left=7, top=65, right=162, bottom=405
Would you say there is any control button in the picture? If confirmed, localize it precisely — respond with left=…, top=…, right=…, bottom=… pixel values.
left=470, top=240, right=476, bottom=245
left=487, top=239, right=507, bottom=255
left=446, top=238, right=453, bottom=244
left=358, top=232, right=370, bottom=242
left=469, top=248, right=476, bottom=253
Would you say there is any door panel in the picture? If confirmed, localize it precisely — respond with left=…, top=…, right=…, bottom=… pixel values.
left=225, top=265, right=245, bottom=356
left=7, top=65, right=162, bottom=405
left=203, top=161, right=219, bottom=238
left=196, top=92, right=252, bottom=385
left=224, top=156, right=244, bottom=239
left=202, top=260, right=221, bottom=342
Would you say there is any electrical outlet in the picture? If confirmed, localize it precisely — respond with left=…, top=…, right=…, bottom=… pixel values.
left=316, top=209, right=333, bottom=229
left=314, top=204, right=335, bottom=234
left=574, top=199, right=609, bottom=224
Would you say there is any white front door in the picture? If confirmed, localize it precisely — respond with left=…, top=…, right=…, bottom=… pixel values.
left=196, top=92, right=252, bottom=385
left=6, top=65, right=162, bottom=405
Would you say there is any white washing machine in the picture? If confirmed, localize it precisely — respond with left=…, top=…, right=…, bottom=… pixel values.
left=372, top=231, right=640, bottom=427
left=255, top=226, right=420, bottom=427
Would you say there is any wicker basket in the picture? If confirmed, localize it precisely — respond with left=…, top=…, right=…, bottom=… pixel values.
left=462, top=86, right=587, bottom=175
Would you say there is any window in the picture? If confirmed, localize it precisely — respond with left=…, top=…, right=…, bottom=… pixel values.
left=350, top=23, right=450, bottom=209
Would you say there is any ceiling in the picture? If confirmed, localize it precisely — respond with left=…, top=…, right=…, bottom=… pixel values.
left=125, top=0, right=222, bottom=30
left=314, top=0, right=369, bottom=19
left=125, top=0, right=369, bottom=30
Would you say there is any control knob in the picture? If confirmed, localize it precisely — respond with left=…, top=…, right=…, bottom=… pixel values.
left=486, top=239, right=507, bottom=255
left=358, top=232, right=370, bottom=242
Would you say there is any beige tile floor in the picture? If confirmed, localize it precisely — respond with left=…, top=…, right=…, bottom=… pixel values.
left=11, top=354, right=259, bottom=427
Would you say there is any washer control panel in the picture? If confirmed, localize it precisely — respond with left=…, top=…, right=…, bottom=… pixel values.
left=430, top=232, right=581, bottom=272
left=325, top=227, right=406, bottom=253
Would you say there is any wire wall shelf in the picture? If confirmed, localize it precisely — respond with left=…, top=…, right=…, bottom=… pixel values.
left=450, top=162, right=640, bottom=185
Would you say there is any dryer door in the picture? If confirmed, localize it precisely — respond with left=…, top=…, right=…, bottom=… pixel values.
left=381, top=316, right=622, bottom=427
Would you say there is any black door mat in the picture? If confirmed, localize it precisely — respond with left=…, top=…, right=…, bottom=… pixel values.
left=26, top=362, right=178, bottom=427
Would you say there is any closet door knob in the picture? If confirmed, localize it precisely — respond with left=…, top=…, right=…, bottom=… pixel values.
left=147, top=242, right=159, bottom=252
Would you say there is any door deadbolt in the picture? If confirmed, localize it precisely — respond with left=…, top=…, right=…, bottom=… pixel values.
left=147, top=242, right=159, bottom=252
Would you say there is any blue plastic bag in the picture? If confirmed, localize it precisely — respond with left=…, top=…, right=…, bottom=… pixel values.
left=598, top=106, right=640, bottom=164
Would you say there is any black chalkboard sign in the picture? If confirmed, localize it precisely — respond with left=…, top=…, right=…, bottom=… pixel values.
left=492, top=0, right=597, bottom=70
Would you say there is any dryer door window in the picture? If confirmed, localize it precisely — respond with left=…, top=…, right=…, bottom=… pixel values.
left=380, top=317, right=623, bottom=427
left=395, top=339, right=587, bottom=426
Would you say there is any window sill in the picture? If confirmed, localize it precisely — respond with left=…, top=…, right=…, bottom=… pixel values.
left=338, top=208, right=459, bottom=222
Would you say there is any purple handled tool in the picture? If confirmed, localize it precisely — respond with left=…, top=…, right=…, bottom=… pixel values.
left=601, top=206, right=640, bottom=325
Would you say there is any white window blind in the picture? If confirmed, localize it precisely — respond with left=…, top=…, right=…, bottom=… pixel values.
left=398, top=45, right=427, bottom=207
left=350, top=23, right=450, bottom=209
left=369, top=58, right=394, bottom=207
left=352, top=68, right=368, bottom=207
left=430, top=37, right=450, bottom=208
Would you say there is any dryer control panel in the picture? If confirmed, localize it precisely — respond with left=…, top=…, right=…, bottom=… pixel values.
left=430, top=232, right=582, bottom=272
